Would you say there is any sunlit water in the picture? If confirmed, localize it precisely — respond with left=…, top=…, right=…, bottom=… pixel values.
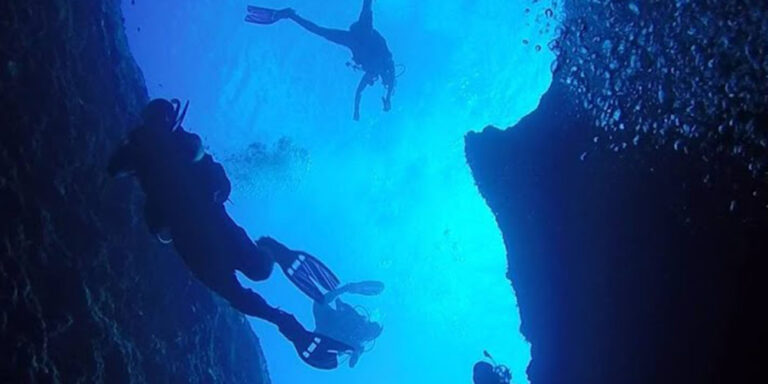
left=123, top=1, right=555, bottom=382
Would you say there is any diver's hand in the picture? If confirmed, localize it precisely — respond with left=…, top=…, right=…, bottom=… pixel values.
left=382, top=97, right=391, bottom=112
left=353, top=109, right=361, bottom=121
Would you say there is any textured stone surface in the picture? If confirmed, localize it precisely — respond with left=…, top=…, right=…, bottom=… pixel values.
left=466, top=2, right=767, bottom=383
left=553, top=0, right=768, bottom=182
left=0, top=1, right=269, bottom=382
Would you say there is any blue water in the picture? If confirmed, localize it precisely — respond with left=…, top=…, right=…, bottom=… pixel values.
left=123, top=1, right=556, bottom=382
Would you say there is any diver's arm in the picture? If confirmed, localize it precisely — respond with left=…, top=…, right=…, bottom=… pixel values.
left=214, top=174, right=231, bottom=204
left=358, top=0, right=373, bottom=30
left=177, top=130, right=204, bottom=162
left=210, top=161, right=232, bottom=204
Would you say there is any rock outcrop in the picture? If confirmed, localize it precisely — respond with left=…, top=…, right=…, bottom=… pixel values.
left=466, top=75, right=767, bottom=384
left=466, top=2, right=766, bottom=382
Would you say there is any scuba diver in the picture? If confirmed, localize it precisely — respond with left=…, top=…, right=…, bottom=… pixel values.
left=312, top=281, right=385, bottom=367
left=108, top=99, right=354, bottom=369
left=473, top=351, right=513, bottom=384
left=245, top=0, right=396, bottom=121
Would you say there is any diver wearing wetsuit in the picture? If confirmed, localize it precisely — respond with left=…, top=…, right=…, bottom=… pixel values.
left=473, top=352, right=513, bottom=384
left=312, top=281, right=384, bottom=367
left=248, top=0, right=395, bottom=121
left=108, top=99, right=353, bottom=369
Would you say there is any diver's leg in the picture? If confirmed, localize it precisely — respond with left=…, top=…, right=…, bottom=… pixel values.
left=357, top=0, right=373, bottom=30
left=207, top=272, right=353, bottom=369
left=237, top=244, right=275, bottom=281
left=382, top=82, right=393, bottom=112
left=203, top=271, right=286, bottom=323
left=237, top=238, right=275, bottom=282
left=381, top=59, right=396, bottom=112
left=238, top=256, right=274, bottom=282
left=354, top=72, right=376, bottom=121
left=287, top=12, right=354, bottom=48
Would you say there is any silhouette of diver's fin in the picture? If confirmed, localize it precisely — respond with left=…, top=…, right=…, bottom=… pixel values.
left=294, top=332, right=354, bottom=370
left=256, top=237, right=340, bottom=302
left=276, top=310, right=354, bottom=369
left=349, top=350, right=362, bottom=368
left=245, top=6, right=280, bottom=25
left=343, top=281, right=385, bottom=296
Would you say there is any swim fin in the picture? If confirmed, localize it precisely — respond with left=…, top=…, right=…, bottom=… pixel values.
left=349, top=350, right=362, bottom=368
left=256, top=237, right=340, bottom=302
left=244, top=6, right=289, bottom=25
left=294, top=332, right=354, bottom=370
left=343, top=281, right=385, bottom=296
left=276, top=311, right=354, bottom=369
left=245, top=6, right=278, bottom=24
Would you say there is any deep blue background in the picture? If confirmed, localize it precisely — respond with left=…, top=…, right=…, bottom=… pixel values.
left=122, top=1, right=558, bottom=382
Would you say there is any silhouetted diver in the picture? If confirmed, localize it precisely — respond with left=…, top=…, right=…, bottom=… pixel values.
left=473, top=351, right=512, bottom=384
left=246, top=0, right=396, bottom=121
left=108, top=99, right=353, bottom=369
left=312, top=281, right=385, bottom=367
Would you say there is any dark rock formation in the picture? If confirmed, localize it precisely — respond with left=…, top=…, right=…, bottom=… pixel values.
left=552, top=0, right=768, bottom=180
left=466, top=2, right=767, bottom=383
left=466, top=84, right=768, bottom=383
left=1, top=1, right=268, bottom=382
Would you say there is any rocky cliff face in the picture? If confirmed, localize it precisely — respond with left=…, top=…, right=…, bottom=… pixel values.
left=467, top=86, right=767, bottom=384
left=465, top=2, right=768, bottom=381
left=0, top=1, right=268, bottom=382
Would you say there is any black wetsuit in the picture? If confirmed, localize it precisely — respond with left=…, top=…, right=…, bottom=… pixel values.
left=108, top=105, right=354, bottom=369
left=284, top=0, right=395, bottom=119
left=108, top=126, right=280, bottom=322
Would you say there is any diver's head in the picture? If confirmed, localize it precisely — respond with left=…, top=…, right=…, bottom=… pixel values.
left=142, top=99, right=177, bottom=131
left=473, top=362, right=499, bottom=384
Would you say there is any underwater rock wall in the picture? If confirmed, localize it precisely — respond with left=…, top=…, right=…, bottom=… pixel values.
left=0, top=1, right=268, bottom=382
left=467, top=1, right=767, bottom=383
left=467, top=87, right=767, bottom=384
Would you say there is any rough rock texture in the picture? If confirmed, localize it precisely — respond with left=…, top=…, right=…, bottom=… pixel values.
left=466, top=66, right=768, bottom=384
left=0, top=1, right=269, bottom=382
left=465, top=2, right=767, bottom=383
left=552, top=0, right=768, bottom=180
